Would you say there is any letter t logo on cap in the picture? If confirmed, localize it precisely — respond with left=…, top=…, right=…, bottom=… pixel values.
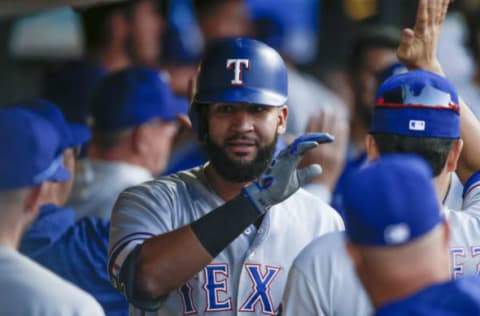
left=226, top=59, right=250, bottom=86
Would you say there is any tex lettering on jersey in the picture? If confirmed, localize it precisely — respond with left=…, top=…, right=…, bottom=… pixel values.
left=449, top=246, right=480, bottom=278
left=177, top=263, right=281, bottom=314
left=239, top=264, right=281, bottom=315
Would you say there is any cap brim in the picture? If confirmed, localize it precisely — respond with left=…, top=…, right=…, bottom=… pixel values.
left=163, top=96, right=190, bottom=121
left=196, top=87, right=287, bottom=107
left=68, top=123, right=91, bottom=146
left=47, top=165, right=71, bottom=182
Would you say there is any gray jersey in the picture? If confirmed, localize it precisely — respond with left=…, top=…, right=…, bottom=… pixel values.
left=0, top=246, right=105, bottom=316
left=281, top=178, right=480, bottom=316
left=108, top=166, right=344, bottom=315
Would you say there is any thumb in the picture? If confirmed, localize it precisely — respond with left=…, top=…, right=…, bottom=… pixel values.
left=399, top=28, right=415, bottom=47
left=297, top=164, right=323, bottom=186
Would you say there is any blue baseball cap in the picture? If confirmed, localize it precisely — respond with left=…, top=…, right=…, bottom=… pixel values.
left=193, top=37, right=288, bottom=107
left=43, top=60, right=107, bottom=124
left=344, top=154, right=443, bottom=246
left=376, top=277, right=480, bottom=316
left=12, top=99, right=91, bottom=151
left=91, top=67, right=188, bottom=131
left=0, top=107, right=71, bottom=190
left=370, top=69, right=460, bottom=139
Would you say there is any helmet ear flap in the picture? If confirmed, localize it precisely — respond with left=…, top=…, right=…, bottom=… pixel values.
left=189, top=102, right=209, bottom=141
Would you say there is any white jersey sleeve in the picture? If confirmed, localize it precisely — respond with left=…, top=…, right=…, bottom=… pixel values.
left=462, top=174, right=480, bottom=215
left=108, top=170, right=199, bottom=286
left=282, top=232, right=373, bottom=316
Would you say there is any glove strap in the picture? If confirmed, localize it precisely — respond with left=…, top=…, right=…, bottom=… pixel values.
left=191, top=195, right=263, bottom=257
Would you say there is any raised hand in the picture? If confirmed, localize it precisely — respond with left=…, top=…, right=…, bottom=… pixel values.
left=396, top=0, right=450, bottom=73
left=243, top=133, right=334, bottom=213
left=300, top=108, right=349, bottom=192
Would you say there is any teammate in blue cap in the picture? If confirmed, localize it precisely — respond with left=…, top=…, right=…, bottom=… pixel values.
left=66, top=67, right=189, bottom=220
left=108, top=37, right=343, bottom=314
left=12, top=99, right=128, bottom=315
left=345, top=154, right=480, bottom=316
left=282, top=0, right=480, bottom=315
left=0, top=107, right=105, bottom=316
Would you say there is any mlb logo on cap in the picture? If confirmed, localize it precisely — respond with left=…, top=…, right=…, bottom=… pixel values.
left=370, top=69, right=460, bottom=139
left=409, top=120, right=425, bottom=131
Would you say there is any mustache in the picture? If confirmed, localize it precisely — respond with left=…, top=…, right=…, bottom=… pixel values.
left=224, top=135, right=259, bottom=145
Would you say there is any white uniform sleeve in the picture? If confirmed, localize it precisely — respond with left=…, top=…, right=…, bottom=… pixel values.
left=108, top=181, right=177, bottom=286
left=462, top=172, right=480, bottom=216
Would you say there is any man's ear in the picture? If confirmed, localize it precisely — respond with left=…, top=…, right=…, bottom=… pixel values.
left=131, top=125, right=149, bottom=155
left=366, top=134, right=380, bottom=161
left=446, top=139, right=463, bottom=172
left=25, top=184, right=46, bottom=216
left=441, top=220, right=450, bottom=249
left=277, top=106, right=288, bottom=134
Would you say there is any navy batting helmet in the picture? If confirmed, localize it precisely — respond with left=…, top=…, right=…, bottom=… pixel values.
left=189, top=37, right=288, bottom=136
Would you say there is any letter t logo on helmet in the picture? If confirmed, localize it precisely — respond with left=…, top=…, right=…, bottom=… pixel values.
left=226, top=59, right=250, bottom=86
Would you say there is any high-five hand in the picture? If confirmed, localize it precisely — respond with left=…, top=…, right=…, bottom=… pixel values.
left=396, top=0, right=450, bottom=73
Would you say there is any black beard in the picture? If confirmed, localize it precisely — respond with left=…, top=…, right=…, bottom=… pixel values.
left=205, top=133, right=278, bottom=182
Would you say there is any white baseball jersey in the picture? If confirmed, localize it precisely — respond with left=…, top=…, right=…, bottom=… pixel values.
left=108, top=166, right=344, bottom=315
left=0, top=246, right=105, bottom=316
left=281, top=177, right=480, bottom=316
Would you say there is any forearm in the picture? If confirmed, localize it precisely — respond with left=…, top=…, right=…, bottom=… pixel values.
left=457, top=97, right=480, bottom=184
left=132, top=195, right=261, bottom=302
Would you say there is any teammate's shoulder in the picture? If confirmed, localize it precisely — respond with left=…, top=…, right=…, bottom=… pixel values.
left=121, top=166, right=203, bottom=197
left=296, top=232, right=346, bottom=261
left=2, top=252, right=103, bottom=311
left=444, top=205, right=480, bottom=225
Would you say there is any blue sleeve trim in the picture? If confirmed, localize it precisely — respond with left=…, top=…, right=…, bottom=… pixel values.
left=463, top=170, right=480, bottom=197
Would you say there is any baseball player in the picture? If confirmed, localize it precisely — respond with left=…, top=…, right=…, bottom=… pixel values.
left=281, top=1, right=480, bottom=315
left=14, top=99, right=128, bottom=315
left=0, top=107, right=105, bottom=316
left=108, top=37, right=344, bottom=315
left=345, top=154, right=480, bottom=315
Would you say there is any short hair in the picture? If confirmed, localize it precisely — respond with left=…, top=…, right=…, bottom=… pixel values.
left=347, top=23, right=401, bottom=75
left=371, top=133, right=456, bottom=176
left=90, top=128, right=132, bottom=152
left=78, top=2, right=131, bottom=54
left=191, top=103, right=210, bottom=141
left=79, top=0, right=166, bottom=54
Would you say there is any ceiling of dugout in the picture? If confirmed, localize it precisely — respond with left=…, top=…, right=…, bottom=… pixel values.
left=0, top=0, right=125, bottom=18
